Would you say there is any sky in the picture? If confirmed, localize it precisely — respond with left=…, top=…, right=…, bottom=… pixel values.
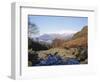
left=28, top=15, right=88, bottom=35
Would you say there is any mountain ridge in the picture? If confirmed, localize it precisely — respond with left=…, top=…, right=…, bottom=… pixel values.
left=33, top=33, right=74, bottom=44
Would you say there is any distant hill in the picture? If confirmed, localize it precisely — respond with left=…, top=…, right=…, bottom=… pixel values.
left=33, top=33, right=73, bottom=44
left=62, top=26, right=88, bottom=48
left=29, top=26, right=88, bottom=50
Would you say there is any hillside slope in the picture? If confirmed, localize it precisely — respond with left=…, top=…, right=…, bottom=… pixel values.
left=62, top=26, right=88, bottom=48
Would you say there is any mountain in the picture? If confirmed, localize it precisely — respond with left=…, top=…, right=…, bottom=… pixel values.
left=36, top=33, right=73, bottom=43
left=62, top=26, right=88, bottom=48
left=38, top=34, right=53, bottom=41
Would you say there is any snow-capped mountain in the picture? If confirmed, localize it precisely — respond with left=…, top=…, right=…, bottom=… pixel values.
left=32, top=33, right=74, bottom=44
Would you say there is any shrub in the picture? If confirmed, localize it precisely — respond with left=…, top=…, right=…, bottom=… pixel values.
left=28, top=51, right=40, bottom=66
left=28, top=38, right=50, bottom=51
left=29, top=51, right=80, bottom=66
left=65, top=58, right=80, bottom=65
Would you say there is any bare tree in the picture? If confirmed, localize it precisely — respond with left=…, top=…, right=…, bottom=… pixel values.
left=28, top=18, right=39, bottom=38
